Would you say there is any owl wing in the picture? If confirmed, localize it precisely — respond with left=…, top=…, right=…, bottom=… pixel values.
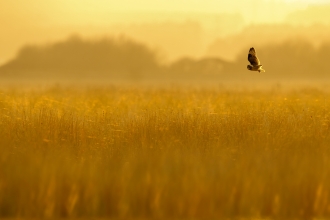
left=248, top=47, right=261, bottom=66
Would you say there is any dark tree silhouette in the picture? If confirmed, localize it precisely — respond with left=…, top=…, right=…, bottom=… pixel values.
left=0, top=35, right=161, bottom=78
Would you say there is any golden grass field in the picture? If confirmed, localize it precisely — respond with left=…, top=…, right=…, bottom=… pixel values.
left=1, top=84, right=330, bottom=219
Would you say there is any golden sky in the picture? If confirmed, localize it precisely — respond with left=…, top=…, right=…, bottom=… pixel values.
left=0, top=0, right=308, bottom=24
left=0, top=0, right=329, bottom=64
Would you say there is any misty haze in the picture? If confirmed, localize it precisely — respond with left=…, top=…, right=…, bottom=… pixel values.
left=2, top=1, right=330, bottom=219
left=1, top=2, right=330, bottom=83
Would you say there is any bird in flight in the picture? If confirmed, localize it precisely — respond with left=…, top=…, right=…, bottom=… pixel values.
left=247, top=47, right=265, bottom=73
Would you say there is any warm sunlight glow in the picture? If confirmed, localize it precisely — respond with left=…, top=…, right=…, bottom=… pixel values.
left=284, top=0, right=330, bottom=3
left=2, top=1, right=330, bottom=220
left=0, top=0, right=329, bottom=64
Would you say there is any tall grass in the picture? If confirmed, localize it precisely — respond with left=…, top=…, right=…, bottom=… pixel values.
left=0, top=85, right=330, bottom=218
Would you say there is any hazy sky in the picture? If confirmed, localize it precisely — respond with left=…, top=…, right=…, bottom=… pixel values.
left=1, top=0, right=329, bottom=64
left=1, top=0, right=311, bottom=24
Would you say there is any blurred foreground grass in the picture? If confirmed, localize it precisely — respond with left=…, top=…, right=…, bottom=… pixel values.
left=0, top=85, right=330, bottom=219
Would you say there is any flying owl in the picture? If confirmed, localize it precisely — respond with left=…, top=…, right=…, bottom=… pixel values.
left=247, top=47, right=265, bottom=73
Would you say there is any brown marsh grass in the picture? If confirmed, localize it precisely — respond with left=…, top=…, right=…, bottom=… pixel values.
left=0, top=85, right=330, bottom=219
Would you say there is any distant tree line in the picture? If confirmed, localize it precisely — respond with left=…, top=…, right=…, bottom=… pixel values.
left=0, top=35, right=161, bottom=78
left=1, top=36, right=330, bottom=80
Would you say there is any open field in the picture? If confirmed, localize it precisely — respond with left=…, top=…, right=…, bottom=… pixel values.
left=1, top=84, right=330, bottom=219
